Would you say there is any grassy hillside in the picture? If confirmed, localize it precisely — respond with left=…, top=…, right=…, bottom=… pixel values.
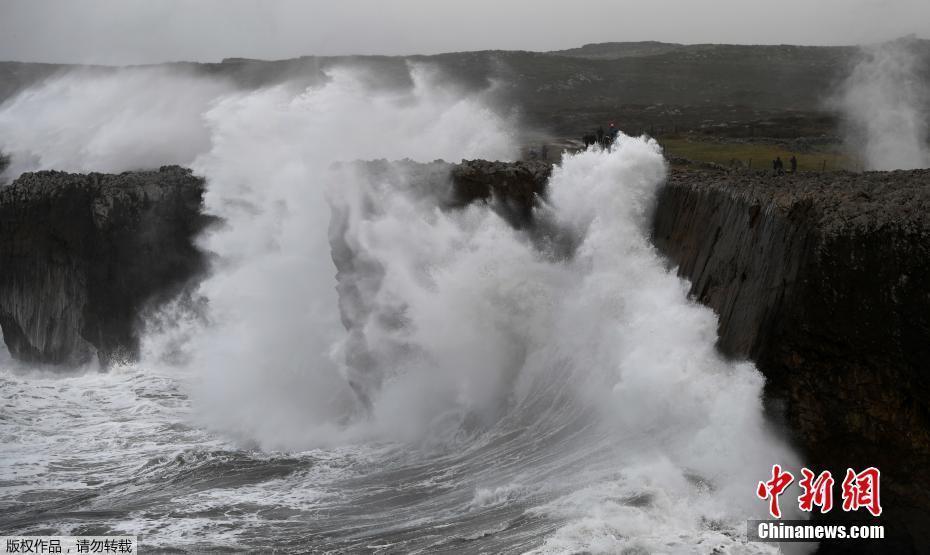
left=659, top=136, right=854, bottom=172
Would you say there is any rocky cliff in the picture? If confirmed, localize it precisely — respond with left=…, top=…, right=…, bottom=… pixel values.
left=5, top=157, right=928, bottom=549
left=0, top=159, right=550, bottom=369
left=0, top=166, right=210, bottom=365
left=653, top=168, right=930, bottom=552
left=450, top=159, right=552, bottom=225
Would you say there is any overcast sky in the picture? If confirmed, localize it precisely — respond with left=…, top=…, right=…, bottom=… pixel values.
left=2, top=0, right=929, bottom=65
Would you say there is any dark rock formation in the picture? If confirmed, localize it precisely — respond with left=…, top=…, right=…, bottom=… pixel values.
left=653, top=168, right=930, bottom=552
left=450, top=159, right=552, bottom=227
left=332, top=158, right=552, bottom=224
left=0, top=166, right=210, bottom=365
left=0, top=159, right=548, bottom=370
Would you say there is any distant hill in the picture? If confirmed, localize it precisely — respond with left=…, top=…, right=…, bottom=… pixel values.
left=549, top=41, right=686, bottom=59
left=2, top=40, right=929, bottom=137
left=0, top=61, right=74, bottom=105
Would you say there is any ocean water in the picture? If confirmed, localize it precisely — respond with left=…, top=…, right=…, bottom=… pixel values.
left=0, top=65, right=802, bottom=553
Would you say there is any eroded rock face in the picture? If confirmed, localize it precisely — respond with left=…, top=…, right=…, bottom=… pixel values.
left=450, top=159, right=552, bottom=227
left=0, top=166, right=210, bottom=365
left=0, top=159, right=549, bottom=370
left=653, top=168, right=930, bottom=551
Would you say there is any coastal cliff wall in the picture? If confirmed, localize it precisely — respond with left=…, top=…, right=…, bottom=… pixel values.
left=0, top=160, right=550, bottom=368
left=3, top=157, right=929, bottom=547
left=653, top=169, right=930, bottom=550
left=0, top=166, right=210, bottom=365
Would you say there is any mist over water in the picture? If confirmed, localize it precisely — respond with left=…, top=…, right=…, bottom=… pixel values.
left=0, top=68, right=233, bottom=180
left=834, top=39, right=930, bottom=170
left=0, top=65, right=802, bottom=552
left=183, top=65, right=520, bottom=448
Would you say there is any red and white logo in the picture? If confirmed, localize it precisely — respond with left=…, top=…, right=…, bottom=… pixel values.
left=757, top=465, right=882, bottom=518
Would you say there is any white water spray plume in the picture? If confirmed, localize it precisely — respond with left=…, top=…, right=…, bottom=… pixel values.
left=0, top=64, right=806, bottom=552
left=834, top=38, right=930, bottom=170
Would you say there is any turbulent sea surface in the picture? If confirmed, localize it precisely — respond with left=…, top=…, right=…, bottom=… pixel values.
left=0, top=363, right=560, bottom=552
left=0, top=362, right=610, bottom=552
left=1, top=65, right=804, bottom=553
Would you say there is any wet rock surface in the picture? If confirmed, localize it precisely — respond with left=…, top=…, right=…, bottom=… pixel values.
left=5, top=157, right=927, bottom=549
left=653, top=168, right=930, bottom=552
left=0, top=159, right=550, bottom=369
left=450, top=159, right=552, bottom=226
left=0, top=166, right=211, bottom=365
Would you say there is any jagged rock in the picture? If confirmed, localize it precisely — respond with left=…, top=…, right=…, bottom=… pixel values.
left=652, top=168, right=930, bottom=551
left=0, top=166, right=211, bottom=365
left=450, top=159, right=552, bottom=227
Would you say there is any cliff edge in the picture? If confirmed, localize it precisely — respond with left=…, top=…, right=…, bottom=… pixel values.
left=653, top=168, right=930, bottom=551
left=0, top=159, right=550, bottom=368
left=0, top=166, right=210, bottom=365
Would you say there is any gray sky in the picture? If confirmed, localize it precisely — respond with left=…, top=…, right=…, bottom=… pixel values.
left=2, top=0, right=929, bottom=65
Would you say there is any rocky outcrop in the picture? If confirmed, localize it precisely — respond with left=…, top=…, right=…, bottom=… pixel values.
left=0, top=166, right=210, bottom=365
left=653, top=168, right=930, bottom=552
left=0, top=159, right=548, bottom=369
left=450, top=159, right=552, bottom=227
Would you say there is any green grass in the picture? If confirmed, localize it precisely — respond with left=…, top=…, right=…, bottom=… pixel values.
left=658, top=137, right=858, bottom=172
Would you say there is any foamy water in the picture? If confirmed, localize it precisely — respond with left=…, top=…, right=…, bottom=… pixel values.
left=1, top=65, right=803, bottom=553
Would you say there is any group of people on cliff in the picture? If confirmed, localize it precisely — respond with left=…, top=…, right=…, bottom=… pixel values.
left=773, top=155, right=798, bottom=175
left=582, top=123, right=621, bottom=149
left=576, top=123, right=804, bottom=177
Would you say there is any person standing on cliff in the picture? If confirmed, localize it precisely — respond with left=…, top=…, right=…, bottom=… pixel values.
left=790, top=155, right=798, bottom=173
left=773, top=156, right=785, bottom=176
left=596, top=126, right=605, bottom=147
